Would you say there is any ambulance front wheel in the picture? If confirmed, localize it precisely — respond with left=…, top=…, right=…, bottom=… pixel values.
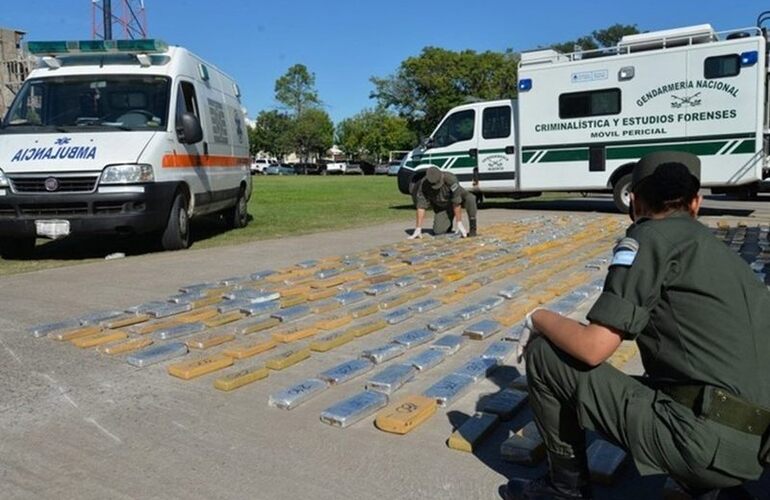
left=612, top=174, right=632, bottom=214
left=161, top=192, right=190, bottom=251
left=226, top=187, right=249, bottom=229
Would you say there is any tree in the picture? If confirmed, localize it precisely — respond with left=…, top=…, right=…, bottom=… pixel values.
left=337, top=108, right=415, bottom=163
left=274, top=64, right=320, bottom=116
left=289, top=108, right=334, bottom=162
left=370, top=47, right=519, bottom=137
left=551, top=24, right=639, bottom=53
left=249, top=110, right=292, bottom=159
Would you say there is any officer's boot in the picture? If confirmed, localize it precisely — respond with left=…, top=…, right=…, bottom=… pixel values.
left=663, top=478, right=753, bottom=500
left=503, top=454, right=592, bottom=500
left=468, top=217, right=477, bottom=237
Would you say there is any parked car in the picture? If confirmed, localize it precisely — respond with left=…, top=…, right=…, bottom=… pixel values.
left=387, top=160, right=402, bottom=176
left=293, top=162, right=321, bottom=175
left=251, top=158, right=272, bottom=175
left=374, top=163, right=390, bottom=175
left=322, top=161, right=347, bottom=175
left=265, top=164, right=296, bottom=175
left=346, top=163, right=364, bottom=175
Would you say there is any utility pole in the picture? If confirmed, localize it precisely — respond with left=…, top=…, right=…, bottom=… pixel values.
left=103, top=0, right=112, bottom=40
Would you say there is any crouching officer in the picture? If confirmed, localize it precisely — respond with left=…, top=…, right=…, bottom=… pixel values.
left=504, top=151, right=770, bottom=499
left=408, top=166, right=477, bottom=238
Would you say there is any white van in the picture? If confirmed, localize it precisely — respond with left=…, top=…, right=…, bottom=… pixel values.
left=0, top=39, right=251, bottom=257
left=398, top=23, right=769, bottom=212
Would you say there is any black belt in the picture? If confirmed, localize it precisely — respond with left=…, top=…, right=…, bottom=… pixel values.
left=661, top=384, right=770, bottom=436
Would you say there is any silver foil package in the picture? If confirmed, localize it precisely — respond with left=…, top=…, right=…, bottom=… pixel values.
left=481, top=340, right=517, bottom=364
left=318, top=358, right=375, bottom=385
left=271, top=305, right=311, bottom=322
left=422, top=373, right=475, bottom=407
left=154, top=321, right=206, bottom=341
left=126, top=342, right=188, bottom=368
left=406, top=349, right=446, bottom=371
left=384, top=308, right=414, bottom=325
left=268, top=378, right=329, bottom=410
left=365, top=363, right=417, bottom=395
left=453, top=357, right=498, bottom=382
left=361, top=343, right=407, bottom=364
left=463, top=319, right=502, bottom=340
left=391, top=328, right=435, bottom=349
left=427, top=314, right=463, bottom=333
left=430, top=334, right=467, bottom=355
left=319, top=390, right=389, bottom=428
left=409, top=299, right=442, bottom=313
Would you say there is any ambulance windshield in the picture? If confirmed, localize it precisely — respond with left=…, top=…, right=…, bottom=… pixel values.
left=2, top=75, right=171, bottom=133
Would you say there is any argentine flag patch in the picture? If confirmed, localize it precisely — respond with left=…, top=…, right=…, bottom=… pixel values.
left=611, top=237, right=639, bottom=267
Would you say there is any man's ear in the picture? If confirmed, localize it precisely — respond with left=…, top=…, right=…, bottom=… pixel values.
left=689, top=194, right=703, bottom=217
left=628, top=192, right=636, bottom=222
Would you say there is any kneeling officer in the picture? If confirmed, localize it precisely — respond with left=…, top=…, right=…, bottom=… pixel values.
left=409, top=166, right=477, bottom=238
left=505, top=151, right=770, bottom=499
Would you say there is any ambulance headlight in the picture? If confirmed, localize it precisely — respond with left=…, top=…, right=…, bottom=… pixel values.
left=0, top=169, right=8, bottom=188
left=100, top=164, right=154, bottom=184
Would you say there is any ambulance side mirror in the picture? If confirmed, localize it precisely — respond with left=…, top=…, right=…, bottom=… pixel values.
left=177, top=112, right=203, bottom=144
left=421, top=136, right=434, bottom=150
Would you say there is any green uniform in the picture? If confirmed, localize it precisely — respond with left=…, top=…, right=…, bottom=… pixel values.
left=413, top=171, right=477, bottom=234
left=527, top=212, right=770, bottom=490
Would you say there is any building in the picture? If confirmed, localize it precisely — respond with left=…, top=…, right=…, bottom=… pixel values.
left=0, top=28, right=33, bottom=118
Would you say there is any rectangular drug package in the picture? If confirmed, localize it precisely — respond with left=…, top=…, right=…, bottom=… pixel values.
left=153, top=321, right=206, bottom=341
left=391, top=328, right=435, bottom=349
left=453, top=357, right=498, bottom=382
left=481, top=340, right=517, bottom=364
left=318, top=358, right=375, bottom=385
left=422, top=373, right=475, bottom=407
left=409, top=299, right=442, bottom=313
left=320, top=390, right=389, bottom=428
left=268, top=378, right=329, bottom=410
left=463, top=319, right=502, bottom=340
left=365, top=363, right=417, bottom=395
left=406, top=349, right=446, bottom=372
left=429, top=334, right=467, bottom=355
left=427, top=314, right=463, bottom=333
left=361, top=343, right=407, bottom=364
left=126, top=342, right=188, bottom=368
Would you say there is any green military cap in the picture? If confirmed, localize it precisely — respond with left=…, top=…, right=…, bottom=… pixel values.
left=425, top=166, right=444, bottom=189
left=631, top=151, right=701, bottom=190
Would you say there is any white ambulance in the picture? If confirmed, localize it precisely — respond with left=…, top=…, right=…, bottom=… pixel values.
left=398, top=23, right=769, bottom=212
left=0, top=39, right=251, bottom=257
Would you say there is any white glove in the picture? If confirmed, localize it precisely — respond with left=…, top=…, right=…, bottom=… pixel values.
left=408, top=227, right=423, bottom=239
left=456, top=221, right=468, bottom=238
left=516, top=308, right=543, bottom=363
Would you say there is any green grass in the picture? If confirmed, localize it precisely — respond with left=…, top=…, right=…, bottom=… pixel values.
left=0, top=175, right=574, bottom=276
left=0, top=176, right=412, bottom=276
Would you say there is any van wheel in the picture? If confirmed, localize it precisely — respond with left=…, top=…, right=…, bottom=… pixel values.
left=0, top=237, right=35, bottom=259
left=612, top=174, right=632, bottom=214
left=226, top=188, right=249, bottom=229
left=161, top=193, right=190, bottom=251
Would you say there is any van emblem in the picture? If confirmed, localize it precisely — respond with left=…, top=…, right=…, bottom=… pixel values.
left=44, top=177, right=59, bottom=192
left=54, top=137, right=72, bottom=146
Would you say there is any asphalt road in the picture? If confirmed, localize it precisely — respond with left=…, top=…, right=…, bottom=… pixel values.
left=0, top=195, right=767, bottom=500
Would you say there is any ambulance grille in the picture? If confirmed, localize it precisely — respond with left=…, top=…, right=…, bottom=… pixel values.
left=8, top=175, right=99, bottom=193
left=19, top=203, right=88, bottom=216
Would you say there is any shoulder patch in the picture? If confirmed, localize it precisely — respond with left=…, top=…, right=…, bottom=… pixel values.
left=611, top=237, right=639, bottom=267
left=450, top=183, right=459, bottom=192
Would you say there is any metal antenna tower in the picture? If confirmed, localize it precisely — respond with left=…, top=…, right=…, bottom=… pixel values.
left=92, top=0, right=148, bottom=40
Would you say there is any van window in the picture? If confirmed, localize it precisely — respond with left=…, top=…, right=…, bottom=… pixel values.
left=704, top=55, right=740, bottom=79
left=559, top=88, right=621, bottom=119
left=432, top=109, right=475, bottom=148
left=482, top=106, right=511, bottom=139
left=176, top=81, right=199, bottom=119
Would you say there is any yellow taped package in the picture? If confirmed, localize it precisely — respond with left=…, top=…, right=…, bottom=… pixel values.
left=455, top=282, right=482, bottom=295
left=306, top=287, right=337, bottom=302
left=402, top=287, right=431, bottom=301
left=310, top=330, right=355, bottom=352
left=442, top=271, right=466, bottom=283
left=50, top=325, right=102, bottom=341
left=272, top=326, right=318, bottom=343
left=379, top=294, right=410, bottom=310
left=190, top=295, right=222, bottom=309
left=280, top=295, right=307, bottom=308
left=103, top=313, right=150, bottom=329
left=176, top=307, right=219, bottom=324
left=280, top=284, right=311, bottom=298
left=350, top=303, right=380, bottom=319
left=99, top=337, right=153, bottom=355
left=312, top=275, right=347, bottom=289
left=375, top=394, right=437, bottom=435
left=315, top=314, right=353, bottom=330
left=310, top=297, right=341, bottom=313
left=203, top=311, right=245, bottom=328
left=186, top=332, right=236, bottom=350
left=348, top=319, right=388, bottom=338
left=532, top=291, right=557, bottom=305
left=367, top=274, right=394, bottom=285
left=203, top=286, right=230, bottom=298
left=439, top=292, right=466, bottom=305
left=168, top=354, right=234, bottom=380
left=265, top=347, right=311, bottom=370
left=214, top=365, right=269, bottom=391
left=447, top=412, right=500, bottom=452
left=240, top=317, right=281, bottom=335
left=223, top=337, right=277, bottom=359
left=71, top=329, right=128, bottom=348
left=132, top=319, right=183, bottom=335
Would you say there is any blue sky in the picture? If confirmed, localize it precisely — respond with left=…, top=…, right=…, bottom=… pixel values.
left=3, top=0, right=764, bottom=124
